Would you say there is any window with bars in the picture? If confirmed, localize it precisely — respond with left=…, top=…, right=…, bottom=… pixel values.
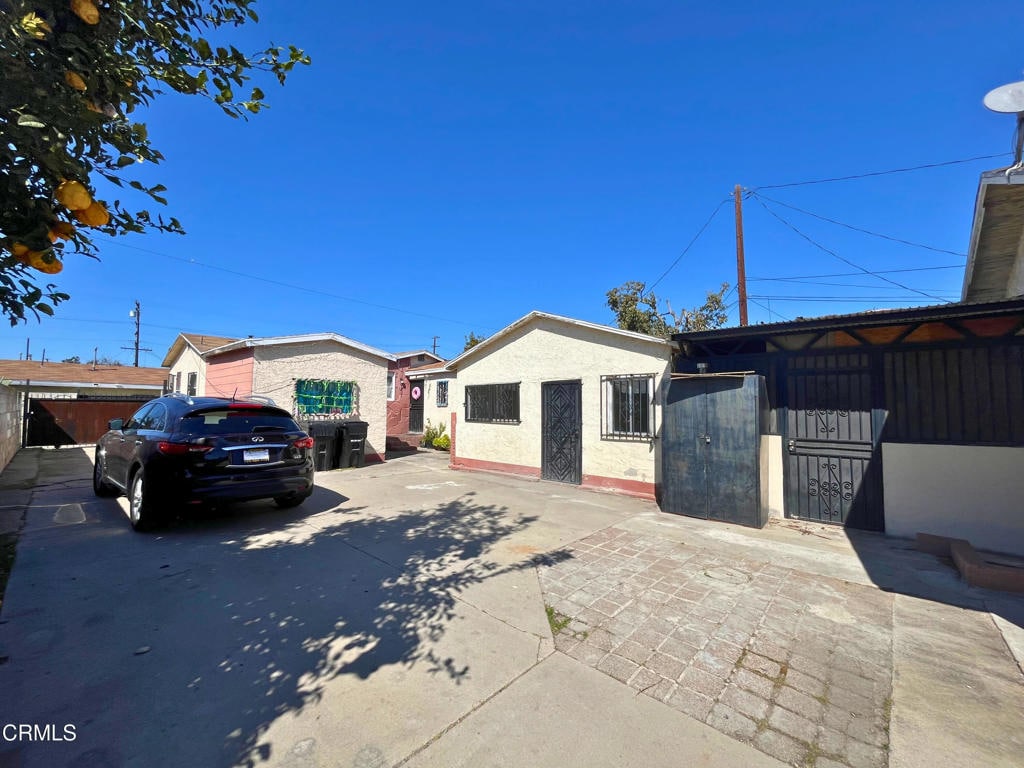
left=601, top=374, right=655, bottom=439
left=465, top=382, right=520, bottom=423
left=436, top=380, right=449, bottom=407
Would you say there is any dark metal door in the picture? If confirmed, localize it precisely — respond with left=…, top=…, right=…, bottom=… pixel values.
left=661, top=377, right=762, bottom=526
left=661, top=379, right=710, bottom=518
left=784, top=356, right=883, bottom=530
left=541, top=380, right=582, bottom=484
left=408, top=379, right=424, bottom=433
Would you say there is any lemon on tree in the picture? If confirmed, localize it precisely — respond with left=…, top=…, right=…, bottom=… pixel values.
left=1, top=0, right=309, bottom=324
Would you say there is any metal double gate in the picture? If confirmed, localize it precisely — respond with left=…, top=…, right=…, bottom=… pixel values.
left=784, top=354, right=883, bottom=531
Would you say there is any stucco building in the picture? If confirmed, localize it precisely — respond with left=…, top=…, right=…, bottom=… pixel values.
left=445, top=312, right=673, bottom=500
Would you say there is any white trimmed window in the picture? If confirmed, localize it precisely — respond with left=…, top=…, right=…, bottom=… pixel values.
left=601, top=374, right=655, bottom=440
left=387, top=372, right=396, bottom=401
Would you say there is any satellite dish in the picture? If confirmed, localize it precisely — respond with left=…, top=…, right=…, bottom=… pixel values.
left=983, top=80, right=1024, bottom=113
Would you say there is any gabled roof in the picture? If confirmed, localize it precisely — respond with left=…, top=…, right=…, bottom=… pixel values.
left=407, top=361, right=448, bottom=376
left=390, top=349, right=444, bottom=363
left=203, top=333, right=396, bottom=362
left=161, top=333, right=239, bottom=367
left=444, top=311, right=672, bottom=370
left=0, top=360, right=167, bottom=389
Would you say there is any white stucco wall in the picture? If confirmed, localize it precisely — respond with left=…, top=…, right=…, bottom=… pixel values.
left=421, top=374, right=454, bottom=443
left=883, top=442, right=1024, bottom=556
left=452, top=318, right=671, bottom=490
left=252, top=341, right=389, bottom=460
left=168, top=345, right=207, bottom=396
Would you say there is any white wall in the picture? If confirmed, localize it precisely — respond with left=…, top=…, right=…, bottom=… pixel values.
left=168, top=345, right=206, bottom=395
left=252, top=341, right=389, bottom=460
left=453, top=318, right=670, bottom=490
left=883, top=442, right=1024, bottom=556
left=422, top=375, right=454, bottom=443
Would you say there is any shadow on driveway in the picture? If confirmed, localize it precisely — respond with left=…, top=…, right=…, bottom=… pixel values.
left=0, top=450, right=571, bottom=767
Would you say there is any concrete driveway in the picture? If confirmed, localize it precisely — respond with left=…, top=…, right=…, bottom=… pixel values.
left=0, top=447, right=1021, bottom=768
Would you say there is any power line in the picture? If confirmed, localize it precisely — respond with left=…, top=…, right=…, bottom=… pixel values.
left=746, top=278, right=957, bottom=290
left=749, top=192, right=967, bottom=257
left=646, top=198, right=730, bottom=294
left=749, top=265, right=962, bottom=281
left=95, top=236, right=489, bottom=331
left=750, top=295, right=956, bottom=303
left=750, top=153, right=1009, bottom=191
left=749, top=298, right=791, bottom=322
left=751, top=196, right=952, bottom=304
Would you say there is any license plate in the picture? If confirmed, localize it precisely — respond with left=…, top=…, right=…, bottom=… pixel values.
left=243, top=448, right=270, bottom=463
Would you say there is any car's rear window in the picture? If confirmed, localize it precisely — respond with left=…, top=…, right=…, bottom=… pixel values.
left=180, top=409, right=301, bottom=435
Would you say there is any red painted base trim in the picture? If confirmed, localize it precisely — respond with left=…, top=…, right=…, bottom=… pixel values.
left=582, top=474, right=656, bottom=501
left=450, top=456, right=542, bottom=479
left=365, top=453, right=386, bottom=464
left=450, top=457, right=655, bottom=500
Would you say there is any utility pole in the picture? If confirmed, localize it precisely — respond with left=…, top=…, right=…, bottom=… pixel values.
left=432, top=336, right=440, bottom=356
left=122, top=300, right=151, bottom=367
left=734, top=184, right=749, bottom=327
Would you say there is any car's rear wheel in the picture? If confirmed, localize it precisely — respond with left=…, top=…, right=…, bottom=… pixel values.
left=92, top=450, right=118, bottom=497
left=128, top=469, right=162, bottom=531
left=274, top=493, right=309, bottom=509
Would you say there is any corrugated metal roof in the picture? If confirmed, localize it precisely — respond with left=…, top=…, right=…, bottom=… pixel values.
left=673, top=297, right=1024, bottom=341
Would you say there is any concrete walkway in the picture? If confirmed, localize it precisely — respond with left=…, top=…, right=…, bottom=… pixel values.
left=0, top=447, right=1021, bottom=768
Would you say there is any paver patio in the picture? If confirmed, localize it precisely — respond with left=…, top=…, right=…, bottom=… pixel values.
left=540, top=527, right=893, bottom=768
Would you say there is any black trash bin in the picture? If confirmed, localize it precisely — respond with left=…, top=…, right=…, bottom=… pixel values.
left=308, top=421, right=340, bottom=471
left=339, top=420, right=369, bottom=468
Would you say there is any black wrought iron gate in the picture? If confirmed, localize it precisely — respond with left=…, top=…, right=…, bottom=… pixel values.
left=541, top=380, right=582, bottom=484
left=784, top=354, right=883, bottom=530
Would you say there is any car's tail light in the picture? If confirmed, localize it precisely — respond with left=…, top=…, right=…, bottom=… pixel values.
left=293, top=436, right=314, bottom=449
left=158, top=441, right=213, bottom=455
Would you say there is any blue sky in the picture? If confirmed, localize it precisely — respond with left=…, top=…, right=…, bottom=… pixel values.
left=5, top=1, right=1023, bottom=365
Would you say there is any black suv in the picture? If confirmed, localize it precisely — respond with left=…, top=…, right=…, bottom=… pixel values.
left=93, top=394, right=315, bottom=530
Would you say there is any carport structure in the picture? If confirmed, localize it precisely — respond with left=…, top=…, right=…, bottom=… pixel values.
left=0, top=359, right=167, bottom=449
left=669, top=297, right=1024, bottom=554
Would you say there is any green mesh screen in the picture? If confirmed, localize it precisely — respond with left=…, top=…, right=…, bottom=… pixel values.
left=295, top=379, right=356, bottom=415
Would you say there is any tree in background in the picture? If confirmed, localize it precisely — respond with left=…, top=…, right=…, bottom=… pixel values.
left=0, top=0, right=309, bottom=324
left=606, top=281, right=731, bottom=338
left=463, top=332, right=485, bottom=351
left=60, top=355, right=80, bottom=363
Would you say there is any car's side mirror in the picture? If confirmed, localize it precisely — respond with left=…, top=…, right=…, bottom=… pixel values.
left=108, top=418, right=124, bottom=431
